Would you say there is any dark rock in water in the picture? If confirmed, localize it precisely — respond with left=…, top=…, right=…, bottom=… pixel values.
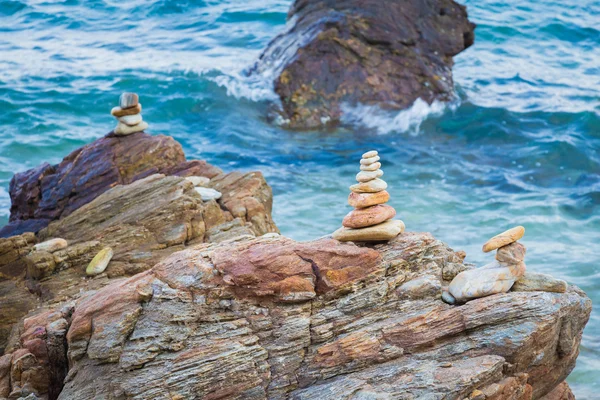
left=252, top=0, right=475, bottom=129
left=1, top=132, right=222, bottom=237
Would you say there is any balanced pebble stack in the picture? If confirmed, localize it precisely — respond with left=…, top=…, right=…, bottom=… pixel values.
left=111, top=92, right=148, bottom=136
left=444, top=226, right=527, bottom=304
left=332, top=150, right=405, bottom=242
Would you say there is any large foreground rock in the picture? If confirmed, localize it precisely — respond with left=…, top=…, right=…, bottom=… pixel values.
left=252, top=0, right=476, bottom=129
left=0, top=233, right=590, bottom=399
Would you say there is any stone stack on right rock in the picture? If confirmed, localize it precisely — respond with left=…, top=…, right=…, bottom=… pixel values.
left=333, top=150, right=405, bottom=242
left=111, top=92, right=148, bottom=136
left=444, top=226, right=527, bottom=304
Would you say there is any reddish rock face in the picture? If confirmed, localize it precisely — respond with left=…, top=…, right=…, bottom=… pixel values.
left=342, top=204, right=396, bottom=228
left=2, top=132, right=222, bottom=238
left=252, top=0, right=476, bottom=129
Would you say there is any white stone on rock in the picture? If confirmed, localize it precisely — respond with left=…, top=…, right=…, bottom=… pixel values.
left=114, top=121, right=148, bottom=136
left=356, top=169, right=383, bottom=182
left=32, top=238, right=68, bottom=253
left=118, top=113, right=143, bottom=126
left=448, top=261, right=518, bottom=302
left=360, top=156, right=380, bottom=165
left=350, top=178, right=387, bottom=193
left=195, top=187, right=222, bottom=201
left=185, top=176, right=211, bottom=187
left=362, top=150, right=378, bottom=158
left=360, top=162, right=381, bottom=171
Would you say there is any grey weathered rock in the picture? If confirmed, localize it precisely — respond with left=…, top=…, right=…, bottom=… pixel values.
left=512, top=272, right=567, bottom=294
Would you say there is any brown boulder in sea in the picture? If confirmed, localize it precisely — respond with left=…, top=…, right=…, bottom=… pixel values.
left=252, top=0, right=476, bottom=129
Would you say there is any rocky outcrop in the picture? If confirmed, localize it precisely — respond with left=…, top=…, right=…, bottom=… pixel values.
left=0, top=232, right=590, bottom=399
left=0, top=132, right=279, bottom=358
left=252, top=0, right=476, bottom=129
left=1, top=132, right=221, bottom=237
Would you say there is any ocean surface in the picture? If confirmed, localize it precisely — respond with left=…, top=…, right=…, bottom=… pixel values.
left=0, top=0, right=599, bottom=396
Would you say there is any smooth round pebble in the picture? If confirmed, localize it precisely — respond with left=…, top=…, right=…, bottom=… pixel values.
left=356, top=169, right=383, bottom=182
left=362, top=150, right=378, bottom=158
left=350, top=178, right=387, bottom=193
left=360, top=162, right=381, bottom=171
left=86, top=247, right=113, bottom=276
left=360, top=156, right=380, bottom=165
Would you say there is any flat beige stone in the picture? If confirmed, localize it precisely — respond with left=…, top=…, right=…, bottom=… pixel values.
left=482, top=226, right=525, bottom=252
left=350, top=179, right=387, bottom=193
left=360, top=155, right=380, bottom=165
left=356, top=169, right=383, bottom=182
left=362, top=150, right=378, bottom=158
left=32, top=238, right=68, bottom=253
left=348, top=190, right=389, bottom=208
left=114, top=121, right=148, bottom=136
left=333, top=219, right=405, bottom=242
left=360, top=162, right=381, bottom=171
left=118, top=113, right=143, bottom=126
left=86, top=247, right=113, bottom=276
left=449, top=261, right=517, bottom=302
left=512, top=272, right=567, bottom=293
left=342, top=204, right=396, bottom=228
left=111, top=103, right=142, bottom=117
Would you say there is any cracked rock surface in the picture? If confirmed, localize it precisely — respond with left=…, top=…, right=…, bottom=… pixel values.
left=1, top=233, right=589, bottom=399
left=252, top=0, right=476, bottom=129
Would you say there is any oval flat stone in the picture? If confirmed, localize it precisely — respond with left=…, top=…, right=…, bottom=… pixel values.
left=350, top=178, right=387, bottom=193
left=362, top=150, right=378, bottom=158
left=360, top=155, right=380, bottom=165
left=342, top=204, right=396, bottom=228
left=119, top=92, right=139, bottom=109
left=360, top=162, right=381, bottom=171
left=185, top=176, right=210, bottom=187
left=348, top=190, right=389, bottom=208
left=114, top=121, right=148, bottom=136
left=482, top=226, right=525, bottom=252
left=195, top=187, right=222, bottom=201
left=118, top=113, right=143, bottom=126
left=111, top=103, right=142, bottom=117
left=32, top=238, right=68, bottom=253
left=356, top=169, right=383, bottom=182
left=332, top=219, right=405, bottom=242
left=448, top=262, right=517, bottom=302
left=86, top=247, right=113, bottom=276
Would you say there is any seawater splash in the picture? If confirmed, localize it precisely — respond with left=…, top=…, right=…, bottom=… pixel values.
left=341, top=99, right=451, bottom=135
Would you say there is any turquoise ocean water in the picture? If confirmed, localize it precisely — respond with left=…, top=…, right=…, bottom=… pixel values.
left=0, top=0, right=598, bottom=396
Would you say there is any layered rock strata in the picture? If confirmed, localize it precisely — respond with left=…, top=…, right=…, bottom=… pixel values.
left=252, top=0, right=476, bottom=129
left=333, top=150, right=404, bottom=241
left=0, top=233, right=590, bottom=399
left=0, top=131, right=279, bottom=354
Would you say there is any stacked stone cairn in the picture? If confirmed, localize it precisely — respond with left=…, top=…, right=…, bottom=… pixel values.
left=443, top=226, right=527, bottom=304
left=333, top=150, right=405, bottom=242
left=111, top=92, right=148, bottom=136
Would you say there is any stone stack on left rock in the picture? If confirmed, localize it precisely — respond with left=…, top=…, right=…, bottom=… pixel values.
left=111, top=92, right=148, bottom=136
left=333, top=150, right=405, bottom=242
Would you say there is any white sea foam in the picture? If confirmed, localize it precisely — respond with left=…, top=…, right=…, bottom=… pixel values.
left=341, top=99, right=451, bottom=135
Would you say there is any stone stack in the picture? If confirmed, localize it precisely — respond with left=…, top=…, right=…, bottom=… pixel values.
left=444, top=226, right=527, bottom=304
left=333, top=150, right=405, bottom=242
left=111, top=92, right=148, bottom=136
